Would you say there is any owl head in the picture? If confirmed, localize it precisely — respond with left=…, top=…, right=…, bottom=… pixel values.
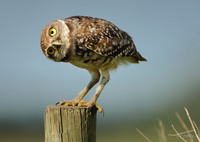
left=40, top=20, right=72, bottom=62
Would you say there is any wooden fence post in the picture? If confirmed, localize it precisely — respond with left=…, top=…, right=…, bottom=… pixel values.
left=44, top=105, right=97, bottom=142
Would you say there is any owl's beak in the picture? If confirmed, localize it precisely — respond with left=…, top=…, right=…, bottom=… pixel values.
left=52, top=40, right=63, bottom=46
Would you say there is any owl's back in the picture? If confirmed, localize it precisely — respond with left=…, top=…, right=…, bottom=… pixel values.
left=63, top=16, right=146, bottom=67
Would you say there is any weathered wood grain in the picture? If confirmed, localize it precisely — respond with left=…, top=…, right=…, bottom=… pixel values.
left=45, top=105, right=97, bottom=142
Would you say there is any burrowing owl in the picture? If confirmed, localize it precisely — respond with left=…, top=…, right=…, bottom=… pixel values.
left=40, top=16, right=146, bottom=112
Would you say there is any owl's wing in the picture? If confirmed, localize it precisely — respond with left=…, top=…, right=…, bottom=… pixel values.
left=76, top=21, right=141, bottom=58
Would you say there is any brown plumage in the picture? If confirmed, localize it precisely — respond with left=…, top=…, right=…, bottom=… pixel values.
left=40, top=16, right=147, bottom=112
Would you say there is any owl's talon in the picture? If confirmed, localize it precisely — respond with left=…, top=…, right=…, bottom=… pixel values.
left=75, top=103, right=79, bottom=106
left=61, top=102, right=65, bottom=105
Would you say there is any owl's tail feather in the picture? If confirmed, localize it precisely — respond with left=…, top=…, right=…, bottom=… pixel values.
left=134, top=52, right=147, bottom=62
left=138, top=56, right=147, bottom=62
left=121, top=52, right=147, bottom=64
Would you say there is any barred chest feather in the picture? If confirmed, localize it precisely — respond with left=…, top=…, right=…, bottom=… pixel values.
left=69, top=44, right=120, bottom=70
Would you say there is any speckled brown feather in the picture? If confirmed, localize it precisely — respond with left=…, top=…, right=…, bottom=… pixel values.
left=63, top=16, right=146, bottom=62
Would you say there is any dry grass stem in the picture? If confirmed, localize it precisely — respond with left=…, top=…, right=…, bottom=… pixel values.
left=193, top=121, right=200, bottom=136
left=184, top=107, right=200, bottom=142
left=176, top=112, right=190, bottom=132
left=168, top=130, right=194, bottom=137
left=136, top=128, right=152, bottom=142
left=175, top=112, right=194, bottom=142
left=171, top=124, right=187, bottom=142
left=156, top=120, right=167, bottom=142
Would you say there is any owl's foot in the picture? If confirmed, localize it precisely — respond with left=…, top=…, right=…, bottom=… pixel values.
left=56, top=99, right=103, bottom=113
left=56, top=99, right=86, bottom=106
left=78, top=100, right=103, bottom=113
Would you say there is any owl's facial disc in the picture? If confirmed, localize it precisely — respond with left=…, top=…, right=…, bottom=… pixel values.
left=44, top=26, right=63, bottom=61
left=41, top=19, right=71, bottom=62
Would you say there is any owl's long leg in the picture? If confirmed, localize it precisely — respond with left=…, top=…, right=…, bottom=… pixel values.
left=58, top=70, right=100, bottom=106
left=78, top=69, right=110, bottom=112
left=75, top=70, right=100, bottom=101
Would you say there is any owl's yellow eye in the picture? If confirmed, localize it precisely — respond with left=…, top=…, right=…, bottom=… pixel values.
left=49, top=28, right=57, bottom=37
left=47, top=47, right=55, bottom=55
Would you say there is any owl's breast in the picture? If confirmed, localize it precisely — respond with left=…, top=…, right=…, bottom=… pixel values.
left=69, top=48, right=120, bottom=71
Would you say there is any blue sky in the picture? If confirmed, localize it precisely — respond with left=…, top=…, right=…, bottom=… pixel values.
left=0, top=0, right=200, bottom=122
